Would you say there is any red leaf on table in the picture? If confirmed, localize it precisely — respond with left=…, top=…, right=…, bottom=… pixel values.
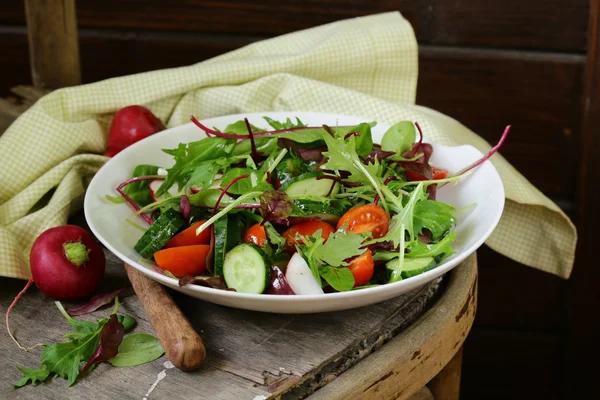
left=67, top=286, right=130, bottom=316
left=82, top=315, right=125, bottom=373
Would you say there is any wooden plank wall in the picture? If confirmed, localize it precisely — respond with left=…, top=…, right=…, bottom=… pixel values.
left=0, top=1, right=589, bottom=398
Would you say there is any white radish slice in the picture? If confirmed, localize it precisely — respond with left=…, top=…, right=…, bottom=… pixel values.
left=285, top=253, right=324, bottom=295
left=149, top=180, right=181, bottom=202
left=188, top=174, right=223, bottom=194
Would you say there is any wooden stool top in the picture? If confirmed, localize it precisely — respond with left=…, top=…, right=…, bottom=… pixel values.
left=1, top=237, right=476, bottom=399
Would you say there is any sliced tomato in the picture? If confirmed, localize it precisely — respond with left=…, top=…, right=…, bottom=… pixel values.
left=154, top=245, right=211, bottom=277
left=164, top=220, right=210, bottom=248
left=432, top=166, right=449, bottom=180
left=282, top=221, right=335, bottom=251
left=243, top=223, right=267, bottom=248
left=347, top=249, right=374, bottom=287
left=336, top=204, right=389, bottom=239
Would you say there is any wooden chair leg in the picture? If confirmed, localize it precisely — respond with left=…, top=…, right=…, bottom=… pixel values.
left=427, top=346, right=464, bottom=400
left=407, top=387, right=435, bottom=400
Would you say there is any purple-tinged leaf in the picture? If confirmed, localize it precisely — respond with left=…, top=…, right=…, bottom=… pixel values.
left=343, top=131, right=360, bottom=140
left=397, top=161, right=433, bottom=181
left=277, top=138, right=325, bottom=161
left=267, top=266, right=295, bottom=295
left=244, top=118, right=260, bottom=165
left=179, top=195, right=191, bottom=221
left=364, top=149, right=395, bottom=164
left=453, top=125, right=511, bottom=177
left=81, top=315, right=125, bottom=373
left=260, top=190, right=294, bottom=221
left=67, top=287, right=130, bottom=316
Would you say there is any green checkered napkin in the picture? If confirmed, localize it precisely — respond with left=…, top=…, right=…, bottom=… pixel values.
left=0, top=12, right=576, bottom=280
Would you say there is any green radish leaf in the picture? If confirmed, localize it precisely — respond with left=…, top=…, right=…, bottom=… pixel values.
left=158, top=137, right=235, bottom=196
left=348, top=122, right=373, bottom=158
left=320, top=265, right=355, bottom=292
left=413, top=200, right=456, bottom=240
left=223, top=120, right=264, bottom=135
left=108, top=334, right=165, bottom=367
left=117, top=315, right=137, bottom=332
left=14, top=367, right=51, bottom=387
left=123, top=165, right=160, bottom=207
left=381, top=121, right=416, bottom=155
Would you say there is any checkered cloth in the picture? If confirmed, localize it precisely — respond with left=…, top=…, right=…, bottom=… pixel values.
left=0, top=12, right=576, bottom=280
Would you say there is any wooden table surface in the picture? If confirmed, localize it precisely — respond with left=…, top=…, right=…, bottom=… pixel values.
left=0, top=246, right=471, bottom=400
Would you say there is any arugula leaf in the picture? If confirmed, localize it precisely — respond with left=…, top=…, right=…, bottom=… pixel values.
left=15, top=299, right=149, bottom=388
left=320, top=265, right=355, bottom=292
left=223, top=120, right=264, bottom=134
left=123, top=165, right=160, bottom=207
left=407, top=231, right=457, bottom=259
left=312, top=230, right=368, bottom=266
left=381, top=121, right=416, bottom=154
left=220, top=168, right=272, bottom=194
left=413, top=200, right=456, bottom=240
left=366, top=182, right=426, bottom=248
left=264, top=222, right=287, bottom=256
left=158, top=137, right=235, bottom=196
left=108, top=333, right=164, bottom=367
left=263, top=116, right=306, bottom=130
left=14, top=367, right=51, bottom=387
left=41, top=320, right=106, bottom=386
left=296, top=229, right=367, bottom=289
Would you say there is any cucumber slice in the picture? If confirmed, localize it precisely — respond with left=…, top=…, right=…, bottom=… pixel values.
left=134, top=209, right=185, bottom=260
left=223, top=243, right=269, bottom=294
left=292, top=200, right=346, bottom=217
left=385, top=256, right=436, bottom=279
left=212, top=216, right=229, bottom=276
left=285, top=173, right=339, bottom=197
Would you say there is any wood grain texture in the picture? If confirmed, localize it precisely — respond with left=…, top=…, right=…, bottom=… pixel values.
left=0, top=0, right=589, bottom=51
left=0, top=28, right=582, bottom=200
left=124, top=264, right=206, bottom=371
left=306, top=253, right=477, bottom=400
left=23, top=0, right=81, bottom=88
left=567, top=0, right=600, bottom=398
left=428, top=347, right=463, bottom=400
left=0, top=248, right=447, bottom=399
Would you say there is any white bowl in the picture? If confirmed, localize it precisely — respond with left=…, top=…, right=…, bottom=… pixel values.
left=84, top=111, right=504, bottom=313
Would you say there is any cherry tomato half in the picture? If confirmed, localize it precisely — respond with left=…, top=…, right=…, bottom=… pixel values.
left=282, top=221, right=335, bottom=251
left=347, top=249, right=374, bottom=287
left=432, top=166, right=449, bottom=180
left=336, top=204, right=389, bottom=239
left=243, top=223, right=267, bottom=248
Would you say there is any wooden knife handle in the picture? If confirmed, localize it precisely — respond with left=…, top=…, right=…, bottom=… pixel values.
left=124, top=264, right=206, bottom=371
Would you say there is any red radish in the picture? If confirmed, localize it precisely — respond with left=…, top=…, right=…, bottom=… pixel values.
left=149, top=179, right=182, bottom=202
left=285, top=253, right=324, bottom=295
left=6, top=225, right=106, bottom=350
left=104, top=105, right=165, bottom=157
left=30, top=225, right=106, bottom=300
left=149, top=180, right=163, bottom=202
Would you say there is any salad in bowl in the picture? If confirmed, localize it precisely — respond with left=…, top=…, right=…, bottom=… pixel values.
left=101, top=113, right=507, bottom=298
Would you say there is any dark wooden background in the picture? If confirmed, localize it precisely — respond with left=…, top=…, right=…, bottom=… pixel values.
left=0, top=1, right=596, bottom=399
